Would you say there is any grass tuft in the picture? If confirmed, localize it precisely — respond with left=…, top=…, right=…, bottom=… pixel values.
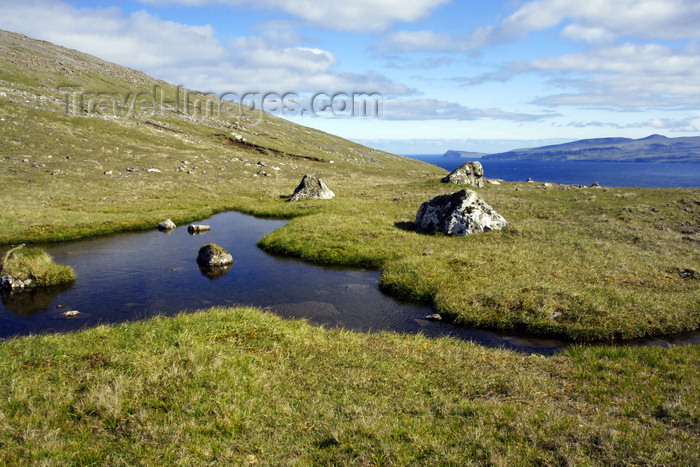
left=0, top=246, right=76, bottom=287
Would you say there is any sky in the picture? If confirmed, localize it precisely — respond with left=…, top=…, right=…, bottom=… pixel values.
left=1, top=0, right=699, bottom=154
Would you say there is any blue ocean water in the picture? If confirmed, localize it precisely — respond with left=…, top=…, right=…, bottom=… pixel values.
left=405, top=155, right=700, bottom=188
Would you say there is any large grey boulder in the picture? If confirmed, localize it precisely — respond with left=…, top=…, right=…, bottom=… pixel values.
left=196, top=243, right=233, bottom=267
left=415, top=189, right=508, bottom=235
left=441, top=161, right=484, bottom=187
left=288, top=174, right=335, bottom=202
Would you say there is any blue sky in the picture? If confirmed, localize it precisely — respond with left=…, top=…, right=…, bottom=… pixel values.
left=1, top=0, right=699, bottom=154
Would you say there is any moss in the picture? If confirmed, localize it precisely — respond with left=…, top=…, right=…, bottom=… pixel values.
left=201, top=243, right=227, bottom=254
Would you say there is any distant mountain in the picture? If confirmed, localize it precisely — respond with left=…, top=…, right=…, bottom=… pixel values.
left=442, top=150, right=487, bottom=159
left=480, top=135, right=700, bottom=163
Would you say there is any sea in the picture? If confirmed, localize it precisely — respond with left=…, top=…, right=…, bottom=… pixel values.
left=404, top=155, right=700, bottom=188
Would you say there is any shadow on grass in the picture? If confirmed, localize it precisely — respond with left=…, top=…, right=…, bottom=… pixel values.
left=395, top=221, right=438, bottom=237
left=394, top=221, right=418, bottom=232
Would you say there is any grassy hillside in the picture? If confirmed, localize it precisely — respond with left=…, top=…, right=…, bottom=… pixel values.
left=0, top=29, right=699, bottom=465
left=0, top=30, right=436, bottom=243
left=1, top=30, right=698, bottom=341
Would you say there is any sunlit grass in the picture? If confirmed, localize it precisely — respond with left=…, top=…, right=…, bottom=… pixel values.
left=259, top=184, right=700, bottom=340
left=0, top=307, right=697, bottom=465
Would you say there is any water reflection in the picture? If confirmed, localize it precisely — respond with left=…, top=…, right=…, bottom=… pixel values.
left=0, top=211, right=696, bottom=355
left=1, top=283, right=73, bottom=316
left=198, top=264, right=232, bottom=280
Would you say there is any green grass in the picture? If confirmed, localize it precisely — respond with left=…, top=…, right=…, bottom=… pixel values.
left=0, top=30, right=698, bottom=465
left=258, top=183, right=700, bottom=341
left=1, top=30, right=698, bottom=341
left=0, top=307, right=697, bottom=465
left=1, top=92, right=698, bottom=340
left=0, top=246, right=75, bottom=287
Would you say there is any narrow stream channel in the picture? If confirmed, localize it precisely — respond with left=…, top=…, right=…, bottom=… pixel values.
left=1, top=212, right=698, bottom=354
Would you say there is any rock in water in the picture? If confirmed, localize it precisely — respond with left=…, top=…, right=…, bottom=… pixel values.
left=288, top=174, right=335, bottom=202
left=188, top=224, right=211, bottom=234
left=1, top=275, right=31, bottom=290
left=158, top=219, right=176, bottom=231
left=441, top=161, right=484, bottom=187
left=196, top=243, right=233, bottom=267
left=415, top=189, right=508, bottom=235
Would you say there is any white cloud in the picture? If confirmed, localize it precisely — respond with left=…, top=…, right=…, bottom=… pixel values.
left=381, top=98, right=554, bottom=121
left=381, top=30, right=462, bottom=52
left=381, top=55, right=454, bottom=70
left=566, top=117, right=698, bottom=132
left=0, top=0, right=411, bottom=96
left=385, top=0, right=700, bottom=52
left=560, top=24, right=613, bottom=43
left=229, top=37, right=337, bottom=74
left=452, top=70, right=513, bottom=86
left=520, top=44, right=700, bottom=109
left=523, top=43, right=700, bottom=77
left=534, top=92, right=700, bottom=110
left=138, top=0, right=451, bottom=32
left=0, top=1, right=225, bottom=72
left=484, top=0, right=700, bottom=45
left=629, top=117, right=698, bottom=132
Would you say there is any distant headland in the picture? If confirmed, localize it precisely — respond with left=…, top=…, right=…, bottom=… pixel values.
left=444, top=135, right=700, bottom=163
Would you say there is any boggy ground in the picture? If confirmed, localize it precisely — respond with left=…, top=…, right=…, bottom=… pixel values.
left=258, top=180, right=700, bottom=341
left=4, top=109, right=698, bottom=341
left=0, top=30, right=698, bottom=464
left=2, top=101, right=698, bottom=341
left=1, top=29, right=697, bottom=342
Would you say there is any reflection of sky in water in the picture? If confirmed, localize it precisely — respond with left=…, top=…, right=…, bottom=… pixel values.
left=2, top=212, right=697, bottom=354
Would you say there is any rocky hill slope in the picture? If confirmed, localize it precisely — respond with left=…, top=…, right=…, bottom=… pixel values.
left=0, top=30, right=438, bottom=243
left=0, top=29, right=432, bottom=172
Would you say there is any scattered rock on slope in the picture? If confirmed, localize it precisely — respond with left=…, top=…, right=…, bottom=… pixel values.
left=288, top=174, right=335, bottom=202
left=441, top=161, right=484, bottom=187
left=415, top=189, right=508, bottom=235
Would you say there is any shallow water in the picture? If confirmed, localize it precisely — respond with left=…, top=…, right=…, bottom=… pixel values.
left=1, top=212, right=697, bottom=354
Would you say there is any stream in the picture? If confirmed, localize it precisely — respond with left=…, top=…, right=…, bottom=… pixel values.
left=1, top=211, right=698, bottom=355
